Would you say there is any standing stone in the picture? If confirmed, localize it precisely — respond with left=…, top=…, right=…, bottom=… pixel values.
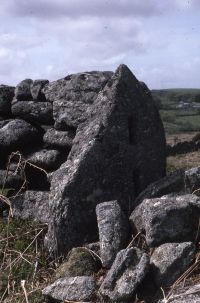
left=43, top=71, right=113, bottom=130
left=99, top=247, right=149, bottom=302
left=0, top=85, right=15, bottom=116
left=45, top=64, right=166, bottom=255
left=96, top=200, right=129, bottom=268
left=151, top=242, right=195, bottom=287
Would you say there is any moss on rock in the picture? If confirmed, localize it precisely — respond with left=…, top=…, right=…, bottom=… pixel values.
left=55, top=247, right=101, bottom=279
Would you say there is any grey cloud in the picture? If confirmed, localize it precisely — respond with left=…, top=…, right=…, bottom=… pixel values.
left=4, top=0, right=161, bottom=19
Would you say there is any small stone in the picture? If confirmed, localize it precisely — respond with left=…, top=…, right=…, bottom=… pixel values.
left=151, top=242, right=195, bottom=287
left=99, top=247, right=150, bottom=301
left=96, top=200, right=129, bottom=268
left=42, top=276, right=96, bottom=302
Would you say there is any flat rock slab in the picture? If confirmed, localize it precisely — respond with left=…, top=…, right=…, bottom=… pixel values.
left=130, top=194, right=200, bottom=247
left=11, top=191, right=50, bottom=223
left=45, top=64, right=166, bottom=255
left=96, top=200, right=129, bottom=268
left=42, top=276, right=96, bottom=302
left=151, top=242, right=195, bottom=287
left=99, top=247, right=149, bottom=302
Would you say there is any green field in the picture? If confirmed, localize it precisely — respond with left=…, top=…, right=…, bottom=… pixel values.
left=152, top=89, right=200, bottom=134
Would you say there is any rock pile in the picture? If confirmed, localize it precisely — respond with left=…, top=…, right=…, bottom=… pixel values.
left=42, top=194, right=200, bottom=303
left=3, top=64, right=200, bottom=302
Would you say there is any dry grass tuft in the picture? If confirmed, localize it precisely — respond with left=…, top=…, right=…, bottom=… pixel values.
left=0, top=217, right=56, bottom=303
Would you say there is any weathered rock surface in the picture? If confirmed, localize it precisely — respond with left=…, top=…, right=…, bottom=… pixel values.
left=185, top=166, right=200, bottom=192
left=14, top=79, right=33, bottom=101
left=0, top=119, right=42, bottom=154
left=0, top=85, right=15, bottom=116
left=134, top=169, right=185, bottom=206
left=43, top=71, right=113, bottom=130
left=27, top=149, right=65, bottom=172
left=84, top=242, right=100, bottom=256
left=25, top=164, right=50, bottom=190
left=99, top=247, right=149, bottom=302
left=96, top=200, right=129, bottom=268
left=31, top=79, right=49, bottom=101
left=43, top=128, right=75, bottom=149
left=11, top=101, right=53, bottom=125
left=42, top=276, right=96, bottom=302
left=0, top=169, right=23, bottom=189
left=45, top=64, right=166, bottom=255
left=55, top=247, right=101, bottom=279
left=151, top=242, right=195, bottom=287
left=134, top=166, right=200, bottom=207
left=160, top=284, right=200, bottom=302
left=130, top=194, right=200, bottom=247
left=11, top=191, right=50, bottom=223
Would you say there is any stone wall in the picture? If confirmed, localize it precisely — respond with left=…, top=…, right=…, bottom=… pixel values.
left=0, top=64, right=166, bottom=255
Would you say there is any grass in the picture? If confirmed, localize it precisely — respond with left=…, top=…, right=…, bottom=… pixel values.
left=0, top=217, right=56, bottom=303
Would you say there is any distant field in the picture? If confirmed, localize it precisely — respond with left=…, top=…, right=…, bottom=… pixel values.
left=167, top=151, right=200, bottom=172
left=151, top=88, right=200, bottom=134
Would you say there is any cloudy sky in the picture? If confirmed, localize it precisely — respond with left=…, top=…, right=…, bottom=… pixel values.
left=0, top=0, right=200, bottom=88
